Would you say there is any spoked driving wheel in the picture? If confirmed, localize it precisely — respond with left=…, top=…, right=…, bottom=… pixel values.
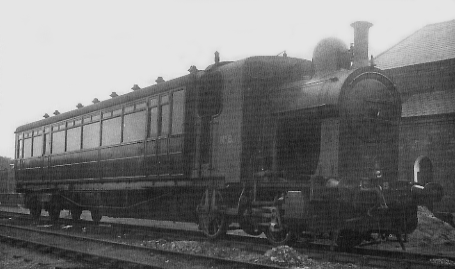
left=265, top=206, right=293, bottom=245
left=266, top=226, right=293, bottom=245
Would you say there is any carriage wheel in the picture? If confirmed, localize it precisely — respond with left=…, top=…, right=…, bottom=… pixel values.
left=71, top=207, right=83, bottom=221
left=198, top=189, right=227, bottom=239
left=91, top=209, right=102, bottom=222
left=266, top=225, right=293, bottom=245
left=201, top=211, right=227, bottom=239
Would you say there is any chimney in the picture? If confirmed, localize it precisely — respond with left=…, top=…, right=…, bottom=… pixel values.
left=351, top=21, right=373, bottom=68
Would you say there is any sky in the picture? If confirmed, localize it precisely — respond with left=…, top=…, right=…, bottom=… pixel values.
left=0, top=0, right=454, bottom=158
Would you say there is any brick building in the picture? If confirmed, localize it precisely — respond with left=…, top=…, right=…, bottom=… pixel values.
left=375, top=19, right=455, bottom=213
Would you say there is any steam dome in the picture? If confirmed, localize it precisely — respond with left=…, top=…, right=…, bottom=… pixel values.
left=313, top=37, right=350, bottom=74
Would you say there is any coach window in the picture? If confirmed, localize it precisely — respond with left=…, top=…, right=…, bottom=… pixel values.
left=43, top=127, right=51, bottom=155
left=171, top=90, right=185, bottom=134
left=16, top=139, right=20, bottom=159
left=83, top=121, right=100, bottom=149
left=32, top=130, right=43, bottom=157
left=16, top=134, right=23, bottom=159
left=52, top=125, right=66, bottom=154
left=67, top=126, right=82, bottom=151
left=149, top=98, right=158, bottom=137
left=102, top=110, right=122, bottom=146
left=160, top=95, right=170, bottom=136
left=124, top=103, right=146, bottom=143
left=23, top=133, right=32, bottom=158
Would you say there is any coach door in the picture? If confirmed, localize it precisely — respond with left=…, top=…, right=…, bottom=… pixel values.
left=196, top=72, right=223, bottom=177
left=157, top=94, right=171, bottom=176
left=147, top=89, right=186, bottom=177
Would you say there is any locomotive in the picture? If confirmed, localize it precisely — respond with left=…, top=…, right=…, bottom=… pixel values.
left=15, top=21, right=442, bottom=250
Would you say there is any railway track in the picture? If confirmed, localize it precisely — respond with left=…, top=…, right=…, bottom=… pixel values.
left=0, top=221, right=286, bottom=269
left=1, top=209, right=455, bottom=269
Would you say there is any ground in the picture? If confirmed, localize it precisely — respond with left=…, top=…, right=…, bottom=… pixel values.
left=0, top=243, right=88, bottom=269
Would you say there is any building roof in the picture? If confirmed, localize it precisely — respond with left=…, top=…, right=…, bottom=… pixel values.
left=375, top=20, right=455, bottom=70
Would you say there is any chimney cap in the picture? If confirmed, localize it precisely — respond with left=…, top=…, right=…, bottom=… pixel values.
left=53, top=110, right=60, bottom=116
left=350, top=21, right=373, bottom=29
left=76, top=103, right=84, bottom=109
left=110, top=92, right=118, bottom=98
left=92, top=98, right=100, bottom=104
left=43, top=113, right=50, bottom=119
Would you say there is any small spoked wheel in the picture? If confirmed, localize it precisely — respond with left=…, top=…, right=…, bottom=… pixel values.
left=91, top=209, right=102, bottom=222
left=71, top=207, right=83, bottom=221
left=200, top=211, right=227, bottom=239
left=266, top=226, right=293, bottom=245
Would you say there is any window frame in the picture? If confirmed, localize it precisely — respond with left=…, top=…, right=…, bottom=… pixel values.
left=171, top=89, right=185, bottom=135
left=101, top=108, right=122, bottom=147
left=32, top=130, right=44, bottom=157
left=148, top=97, right=159, bottom=138
left=82, top=113, right=101, bottom=150
left=123, top=101, right=147, bottom=143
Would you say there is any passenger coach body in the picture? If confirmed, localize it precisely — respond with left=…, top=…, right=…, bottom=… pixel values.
left=14, top=56, right=309, bottom=221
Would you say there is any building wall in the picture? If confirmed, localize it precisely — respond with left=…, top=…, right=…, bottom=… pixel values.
left=400, top=114, right=455, bottom=212
left=384, top=59, right=455, bottom=213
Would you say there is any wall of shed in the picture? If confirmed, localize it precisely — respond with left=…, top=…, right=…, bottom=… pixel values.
left=384, top=59, right=455, bottom=213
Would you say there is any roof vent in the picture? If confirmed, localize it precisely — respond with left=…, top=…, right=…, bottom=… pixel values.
left=53, top=110, right=60, bottom=116
left=131, top=84, right=141, bottom=91
left=188, top=65, right=198, bottom=74
left=43, top=113, right=50, bottom=119
left=155, top=77, right=165, bottom=84
left=215, top=51, right=220, bottom=64
left=92, top=98, right=100, bottom=104
left=110, top=92, right=118, bottom=98
left=76, top=103, right=84, bottom=109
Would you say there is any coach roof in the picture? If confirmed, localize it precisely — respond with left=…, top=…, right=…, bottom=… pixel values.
left=15, top=73, right=195, bottom=134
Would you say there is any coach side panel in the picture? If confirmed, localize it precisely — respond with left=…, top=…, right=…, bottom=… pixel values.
left=15, top=82, right=196, bottom=191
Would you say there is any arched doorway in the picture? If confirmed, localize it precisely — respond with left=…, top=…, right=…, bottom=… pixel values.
left=414, top=156, right=433, bottom=185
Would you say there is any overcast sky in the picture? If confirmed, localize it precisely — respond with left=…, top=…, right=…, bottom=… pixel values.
left=0, top=0, right=454, bottom=158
